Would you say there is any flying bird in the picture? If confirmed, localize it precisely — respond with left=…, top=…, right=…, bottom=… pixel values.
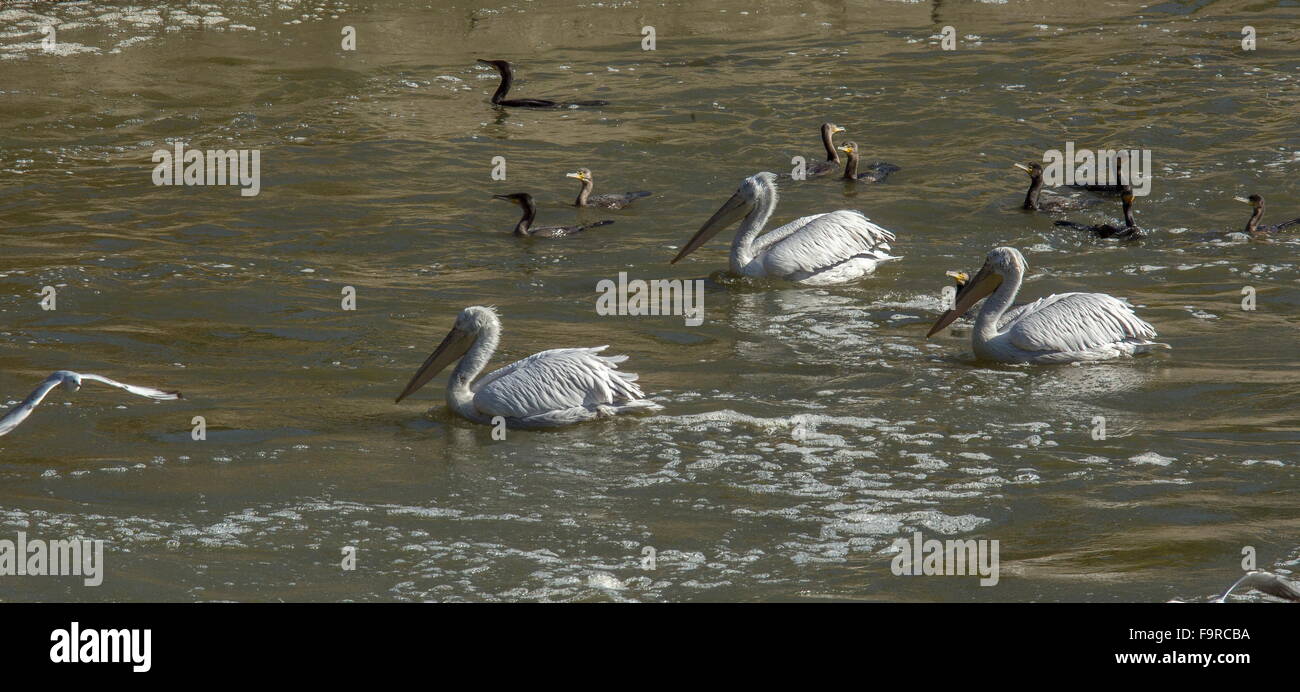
left=0, top=370, right=182, bottom=437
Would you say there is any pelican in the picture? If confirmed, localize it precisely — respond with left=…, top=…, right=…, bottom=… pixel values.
left=0, top=371, right=182, bottom=437
left=395, top=306, right=661, bottom=427
left=927, top=247, right=1169, bottom=364
left=670, top=171, right=899, bottom=285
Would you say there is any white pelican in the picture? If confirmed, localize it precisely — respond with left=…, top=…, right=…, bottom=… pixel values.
left=395, top=306, right=661, bottom=427
left=0, top=371, right=182, bottom=437
left=926, top=247, right=1169, bottom=364
left=670, top=171, right=899, bottom=285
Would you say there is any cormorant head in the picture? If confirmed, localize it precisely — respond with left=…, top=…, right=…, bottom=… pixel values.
left=836, top=142, right=859, bottom=156
left=492, top=192, right=533, bottom=207
left=476, top=59, right=512, bottom=74
left=565, top=168, right=594, bottom=182
left=1233, top=194, right=1264, bottom=209
left=1013, top=162, right=1044, bottom=179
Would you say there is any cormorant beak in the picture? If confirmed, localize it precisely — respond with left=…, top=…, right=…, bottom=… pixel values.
left=395, top=327, right=474, bottom=403
left=833, top=126, right=846, bottom=133
left=492, top=194, right=519, bottom=205
left=1013, top=163, right=1032, bottom=173
left=671, top=192, right=751, bottom=264
left=945, top=270, right=969, bottom=287
left=837, top=145, right=854, bottom=154
left=476, top=59, right=493, bottom=66
left=566, top=172, right=585, bottom=180
left=1233, top=196, right=1251, bottom=205
left=927, top=262, right=1002, bottom=337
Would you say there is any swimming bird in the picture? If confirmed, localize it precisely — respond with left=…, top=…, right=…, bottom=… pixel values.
left=926, top=247, right=1169, bottom=364
left=0, top=370, right=182, bottom=437
left=476, top=59, right=608, bottom=108
left=1053, top=187, right=1142, bottom=239
left=566, top=168, right=652, bottom=209
left=944, top=270, right=1031, bottom=326
left=837, top=142, right=901, bottom=183
left=394, top=306, right=661, bottom=427
left=493, top=193, right=612, bottom=238
left=670, top=171, right=899, bottom=285
left=1214, top=571, right=1300, bottom=603
left=805, top=123, right=846, bottom=177
left=1234, top=194, right=1299, bottom=234
left=1013, top=162, right=1098, bottom=213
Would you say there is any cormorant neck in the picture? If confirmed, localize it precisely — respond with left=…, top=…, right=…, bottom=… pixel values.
left=1122, top=198, right=1136, bottom=228
left=1246, top=204, right=1264, bottom=233
left=822, top=127, right=839, bottom=162
left=1023, top=175, right=1044, bottom=210
left=575, top=178, right=593, bottom=206
left=841, top=150, right=859, bottom=180
left=515, top=199, right=536, bottom=236
left=490, top=66, right=512, bottom=105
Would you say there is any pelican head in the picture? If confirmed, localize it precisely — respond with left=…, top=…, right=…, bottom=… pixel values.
left=671, top=171, right=777, bottom=264
left=1234, top=193, right=1263, bottom=208
left=1013, top=162, right=1043, bottom=178
left=566, top=168, right=593, bottom=182
left=395, top=306, right=500, bottom=403
left=927, top=247, right=1023, bottom=337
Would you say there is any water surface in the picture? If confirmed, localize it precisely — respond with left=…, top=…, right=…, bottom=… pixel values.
left=0, top=0, right=1298, bottom=602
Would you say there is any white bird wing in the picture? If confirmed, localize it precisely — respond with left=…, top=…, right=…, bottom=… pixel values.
left=79, top=373, right=183, bottom=400
left=0, top=371, right=181, bottom=438
left=750, top=214, right=826, bottom=252
left=1005, top=292, right=1158, bottom=353
left=0, top=373, right=67, bottom=437
left=471, top=347, right=647, bottom=419
left=760, top=210, right=897, bottom=276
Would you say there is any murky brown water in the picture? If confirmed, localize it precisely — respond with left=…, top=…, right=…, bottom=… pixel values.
left=0, top=0, right=1297, bottom=602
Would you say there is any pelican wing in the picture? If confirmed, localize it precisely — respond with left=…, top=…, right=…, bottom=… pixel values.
left=0, top=373, right=67, bottom=437
left=761, top=210, right=896, bottom=277
left=471, top=347, right=647, bottom=419
left=1005, top=292, right=1158, bottom=354
left=80, top=373, right=182, bottom=400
